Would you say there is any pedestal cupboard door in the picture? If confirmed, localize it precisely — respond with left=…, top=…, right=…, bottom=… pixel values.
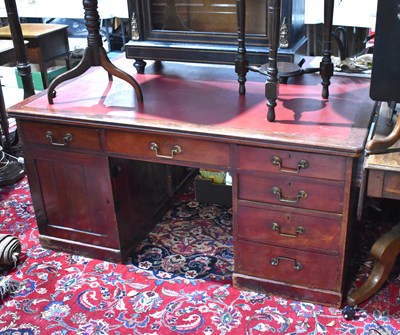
left=24, top=148, right=119, bottom=249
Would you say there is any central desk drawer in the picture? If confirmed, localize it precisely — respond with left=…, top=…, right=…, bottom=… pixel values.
left=18, top=121, right=101, bottom=151
left=236, top=240, right=340, bottom=291
left=238, top=174, right=344, bottom=213
left=106, top=130, right=230, bottom=167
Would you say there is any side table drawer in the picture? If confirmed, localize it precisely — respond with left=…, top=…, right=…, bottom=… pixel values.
left=237, top=146, right=346, bottom=181
left=235, top=240, right=340, bottom=291
left=18, top=121, right=102, bottom=151
left=237, top=205, right=341, bottom=253
left=367, top=169, right=400, bottom=200
left=238, top=174, right=344, bottom=213
left=106, top=130, right=230, bottom=167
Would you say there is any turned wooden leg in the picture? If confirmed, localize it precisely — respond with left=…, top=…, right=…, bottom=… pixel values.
left=134, top=59, right=147, bottom=74
left=4, top=0, right=35, bottom=98
left=235, top=0, right=248, bottom=95
left=265, top=0, right=281, bottom=122
left=320, top=0, right=334, bottom=99
left=347, top=223, right=400, bottom=307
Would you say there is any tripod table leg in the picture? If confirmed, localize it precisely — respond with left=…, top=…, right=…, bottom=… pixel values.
left=347, top=223, right=400, bottom=307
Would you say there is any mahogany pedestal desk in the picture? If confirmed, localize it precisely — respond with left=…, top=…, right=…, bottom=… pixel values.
left=7, top=58, right=374, bottom=307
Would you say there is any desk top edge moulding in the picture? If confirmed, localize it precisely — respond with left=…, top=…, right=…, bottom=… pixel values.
left=46, top=0, right=143, bottom=105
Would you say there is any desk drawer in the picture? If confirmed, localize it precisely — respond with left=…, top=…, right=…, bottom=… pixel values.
left=238, top=174, right=344, bottom=213
left=18, top=121, right=101, bottom=151
left=235, top=240, right=340, bottom=291
left=106, top=130, right=230, bottom=167
left=367, top=169, right=400, bottom=200
left=237, top=146, right=346, bottom=181
left=237, top=205, right=341, bottom=253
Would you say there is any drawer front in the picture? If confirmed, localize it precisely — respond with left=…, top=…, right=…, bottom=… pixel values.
left=235, top=240, right=340, bottom=291
left=106, top=130, right=230, bottom=167
left=238, top=174, right=344, bottom=213
left=367, top=170, right=400, bottom=200
left=237, top=146, right=346, bottom=181
left=19, top=121, right=101, bottom=151
left=237, top=206, right=341, bottom=253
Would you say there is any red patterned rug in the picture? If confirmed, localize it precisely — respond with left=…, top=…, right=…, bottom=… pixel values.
left=1, top=177, right=400, bottom=334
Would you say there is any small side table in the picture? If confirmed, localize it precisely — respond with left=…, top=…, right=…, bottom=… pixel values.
left=0, top=23, right=71, bottom=89
left=343, top=102, right=400, bottom=319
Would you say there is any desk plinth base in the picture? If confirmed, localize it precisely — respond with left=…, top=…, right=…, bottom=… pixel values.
left=233, top=273, right=343, bottom=308
left=39, top=235, right=132, bottom=263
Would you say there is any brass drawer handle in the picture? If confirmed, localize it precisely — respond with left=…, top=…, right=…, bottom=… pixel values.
left=272, top=186, right=307, bottom=204
left=45, top=131, right=73, bottom=146
left=271, top=156, right=309, bottom=174
left=270, top=256, right=303, bottom=271
left=271, top=222, right=305, bottom=238
left=149, top=142, right=182, bottom=159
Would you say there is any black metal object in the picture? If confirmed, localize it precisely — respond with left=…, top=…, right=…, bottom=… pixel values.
left=342, top=305, right=359, bottom=321
left=331, top=27, right=348, bottom=61
left=0, top=81, right=11, bottom=152
left=370, top=0, right=400, bottom=103
left=0, top=100, right=25, bottom=185
left=364, top=0, right=400, bottom=154
left=47, top=0, right=143, bottom=105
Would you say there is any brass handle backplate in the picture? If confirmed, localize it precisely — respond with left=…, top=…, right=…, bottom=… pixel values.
left=271, top=156, right=309, bottom=174
left=272, top=186, right=307, bottom=204
left=46, top=131, right=73, bottom=146
left=271, top=222, right=305, bottom=238
left=270, top=256, right=303, bottom=271
left=149, top=142, right=182, bottom=159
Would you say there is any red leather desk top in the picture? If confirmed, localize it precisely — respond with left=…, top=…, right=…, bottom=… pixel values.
left=8, top=57, right=374, bottom=155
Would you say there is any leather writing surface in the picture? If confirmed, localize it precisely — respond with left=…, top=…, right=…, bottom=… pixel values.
left=370, top=0, right=400, bottom=102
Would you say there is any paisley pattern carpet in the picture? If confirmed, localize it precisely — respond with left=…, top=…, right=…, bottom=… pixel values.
left=1, top=177, right=400, bottom=335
